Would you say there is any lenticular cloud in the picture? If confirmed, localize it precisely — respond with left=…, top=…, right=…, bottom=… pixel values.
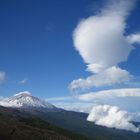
left=73, top=0, right=134, bottom=73
left=73, top=15, right=133, bottom=73
left=69, top=0, right=138, bottom=91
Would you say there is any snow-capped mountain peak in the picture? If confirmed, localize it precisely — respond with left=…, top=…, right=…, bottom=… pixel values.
left=0, top=91, right=56, bottom=109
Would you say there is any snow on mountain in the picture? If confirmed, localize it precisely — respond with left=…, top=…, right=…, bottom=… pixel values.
left=0, top=91, right=56, bottom=109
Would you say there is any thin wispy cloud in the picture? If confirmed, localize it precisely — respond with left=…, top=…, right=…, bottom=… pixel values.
left=46, top=96, right=93, bottom=113
left=47, top=96, right=73, bottom=102
left=19, top=78, right=28, bottom=84
left=0, top=71, right=6, bottom=84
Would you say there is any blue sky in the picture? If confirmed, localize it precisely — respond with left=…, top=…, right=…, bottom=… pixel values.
left=0, top=0, right=140, bottom=99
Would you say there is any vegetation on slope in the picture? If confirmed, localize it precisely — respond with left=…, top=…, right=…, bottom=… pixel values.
left=0, top=106, right=93, bottom=140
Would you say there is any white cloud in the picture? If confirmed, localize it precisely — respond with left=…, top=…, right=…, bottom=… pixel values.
left=69, top=66, right=132, bottom=91
left=73, top=0, right=134, bottom=73
left=78, top=88, right=140, bottom=101
left=13, top=91, right=31, bottom=97
left=86, top=63, right=105, bottom=73
left=0, top=71, right=6, bottom=84
left=19, top=78, right=28, bottom=84
left=127, top=33, right=140, bottom=44
left=87, top=104, right=140, bottom=132
left=69, top=0, right=139, bottom=91
left=47, top=88, right=140, bottom=132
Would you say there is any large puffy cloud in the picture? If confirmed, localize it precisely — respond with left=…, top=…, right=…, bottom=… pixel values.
left=69, top=66, right=131, bottom=91
left=73, top=0, right=135, bottom=73
left=87, top=104, right=140, bottom=132
left=69, top=0, right=139, bottom=91
left=0, top=71, right=6, bottom=84
left=80, top=88, right=140, bottom=133
left=51, top=88, right=140, bottom=132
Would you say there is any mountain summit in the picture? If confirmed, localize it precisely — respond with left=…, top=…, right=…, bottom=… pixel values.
left=0, top=91, right=56, bottom=109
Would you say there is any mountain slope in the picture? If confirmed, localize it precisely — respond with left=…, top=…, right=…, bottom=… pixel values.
left=0, top=106, right=92, bottom=140
left=31, top=110, right=140, bottom=140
